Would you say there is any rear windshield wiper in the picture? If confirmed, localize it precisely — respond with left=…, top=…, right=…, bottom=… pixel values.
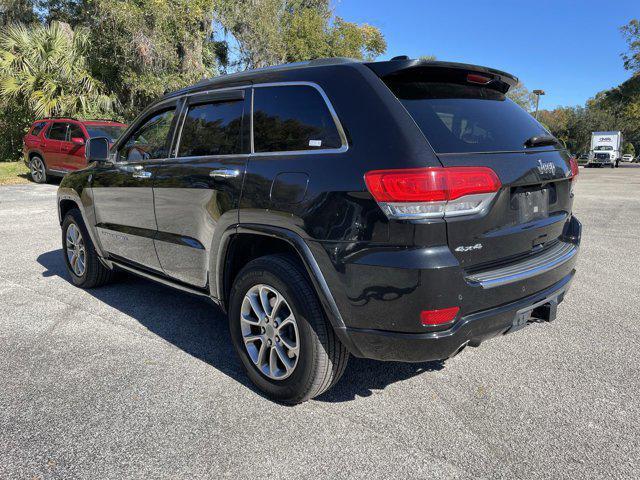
left=524, top=135, right=560, bottom=148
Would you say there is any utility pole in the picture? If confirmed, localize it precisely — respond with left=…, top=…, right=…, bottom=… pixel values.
left=533, top=89, right=545, bottom=119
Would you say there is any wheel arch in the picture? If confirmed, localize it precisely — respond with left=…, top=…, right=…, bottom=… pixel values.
left=58, top=187, right=106, bottom=259
left=28, top=150, right=45, bottom=162
left=216, top=225, right=361, bottom=356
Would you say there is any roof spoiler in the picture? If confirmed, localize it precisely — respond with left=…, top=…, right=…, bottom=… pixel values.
left=365, top=59, right=519, bottom=93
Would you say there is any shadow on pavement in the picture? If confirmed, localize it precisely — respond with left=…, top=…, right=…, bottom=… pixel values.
left=38, top=248, right=445, bottom=403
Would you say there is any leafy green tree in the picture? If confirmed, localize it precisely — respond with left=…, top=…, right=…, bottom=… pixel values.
left=0, top=0, right=38, bottom=25
left=507, top=82, right=535, bottom=112
left=621, top=19, right=640, bottom=74
left=0, top=21, right=115, bottom=160
left=216, top=0, right=386, bottom=70
left=87, top=0, right=222, bottom=118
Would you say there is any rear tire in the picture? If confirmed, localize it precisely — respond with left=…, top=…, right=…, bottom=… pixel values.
left=30, top=156, right=47, bottom=183
left=228, top=254, right=348, bottom=404
left=62, top=208, right=114, bottom=288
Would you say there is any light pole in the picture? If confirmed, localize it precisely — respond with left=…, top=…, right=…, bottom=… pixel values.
left=533, top=89, right=545, bottom=119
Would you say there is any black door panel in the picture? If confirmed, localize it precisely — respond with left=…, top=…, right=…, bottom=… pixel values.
left=152, top=89, right=249, bottom=288
left=91, top=100, right=180, bottom=271
left=152, top=158, right=247, bottom=287
left=92, top=163, right=162, bottom=270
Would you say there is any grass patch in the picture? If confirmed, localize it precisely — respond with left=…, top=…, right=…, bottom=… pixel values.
left=0, top=161, right=31, bottom=185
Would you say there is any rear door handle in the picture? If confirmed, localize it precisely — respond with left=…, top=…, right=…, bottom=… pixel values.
left=132, top=170, right=152, bottom=179
left=210, top=169, right=240, bottom=179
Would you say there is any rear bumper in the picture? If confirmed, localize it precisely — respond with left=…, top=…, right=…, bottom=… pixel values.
left=345, top=270, right=574, bottom=362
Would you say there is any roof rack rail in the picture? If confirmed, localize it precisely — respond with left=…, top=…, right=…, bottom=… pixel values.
left=39, top=116, right=121, bottom=123
left=41, top=116, right=78, bottom=121
left=86, top=118, right=121, bottom=122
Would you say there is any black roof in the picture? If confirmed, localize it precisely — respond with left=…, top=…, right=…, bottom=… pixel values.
left=160, top=57, right=518, bottom=103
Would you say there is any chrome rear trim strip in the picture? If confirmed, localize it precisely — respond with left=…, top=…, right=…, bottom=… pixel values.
left=466, top=242, right=578, bottom=289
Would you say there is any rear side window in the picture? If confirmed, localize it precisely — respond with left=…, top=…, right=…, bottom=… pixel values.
left=387, top=81, right=549, bottom=154
left=253, top=85, right=342, bottom=153
left=30, top=122, right=46, bottom=136
left=178, top=100, right=243, bottom=157
left=46, top=122, right=68, bottom=141
left=68, top=124, right=85, bottom=140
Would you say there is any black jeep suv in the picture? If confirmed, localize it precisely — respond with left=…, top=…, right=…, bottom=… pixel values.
left=57, top=57, right=581, bottom=403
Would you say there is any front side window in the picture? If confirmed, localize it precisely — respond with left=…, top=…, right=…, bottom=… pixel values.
left=119, top=109, right=175, bottom=161
left=46, top=122, right=68, bottom=141
left=253, top=85, right=342, bottom=153
left=178, top=100, right=243, bottom=157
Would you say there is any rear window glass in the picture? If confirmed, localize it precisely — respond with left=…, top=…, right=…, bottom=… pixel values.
left=68, top=124, right=85, bottom=140
left=387, top=82, right=549, bottom=154
left=253, top=85, right=342, bottom=153
left=178, top=100, right=243, bottom=157
left=86, top=125, right=126, bottom=142
left=31, top=122, right=46, bottom=136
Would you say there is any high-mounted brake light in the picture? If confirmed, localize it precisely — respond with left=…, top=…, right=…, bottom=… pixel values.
left=467, top=73, right=492, bottom=85
left=421, top=307, right=460, bottom=326
left=365, top=167, right=501, bottom=220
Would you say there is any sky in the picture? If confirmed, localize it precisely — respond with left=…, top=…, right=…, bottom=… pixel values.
left=334, top=0, right=638, bottom=109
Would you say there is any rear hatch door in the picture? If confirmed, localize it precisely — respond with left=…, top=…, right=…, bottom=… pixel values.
left=378, top=63, right=576, bottom=271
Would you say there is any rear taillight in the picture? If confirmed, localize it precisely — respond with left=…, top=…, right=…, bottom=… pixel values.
left=569, top=157, right=579, bottom=179
left=364, top=166, right=501, bottom=220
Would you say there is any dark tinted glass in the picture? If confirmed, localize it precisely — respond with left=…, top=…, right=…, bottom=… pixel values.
left=31, top=122, right=46, bottom=136
left=178, top=100, right=243, bottom=157
left=47, top=122, right=68, bottom=141
left=253, top=85, right=341, bottom=152
left=119, top=109, right=175, bottom=161
left=86, top=125, right=125, bottom=141
left=389, top=82, right=549, bottom=154
left=68, top=124, right=85, bottom=140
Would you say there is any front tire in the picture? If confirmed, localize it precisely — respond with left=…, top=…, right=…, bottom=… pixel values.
left=229, top=254, right=348, bottom=404
left=62, top=209, right=114, bottom=288
left=30, top=156, right=47, bottom=183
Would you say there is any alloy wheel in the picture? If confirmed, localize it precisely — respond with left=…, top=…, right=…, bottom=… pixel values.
left=30, top=158, right=45, bottom=183
left=65, top=223, right=86, bottom=277
left=240, top=284, right=300, bottom=380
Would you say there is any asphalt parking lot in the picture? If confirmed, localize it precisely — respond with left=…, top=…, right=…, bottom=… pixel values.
left=1, top=166, right=639, bottom=479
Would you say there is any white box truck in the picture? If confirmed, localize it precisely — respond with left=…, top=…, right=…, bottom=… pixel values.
left=588, top=131, right=623, bottom=168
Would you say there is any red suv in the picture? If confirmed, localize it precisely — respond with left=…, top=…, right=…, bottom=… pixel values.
left=23, top=118, right=127, bottom=183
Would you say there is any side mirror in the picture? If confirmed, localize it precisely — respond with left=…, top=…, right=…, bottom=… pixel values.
left=71, top=137, right=85, bottom=145
left=85, top=137, right=111, bottom=163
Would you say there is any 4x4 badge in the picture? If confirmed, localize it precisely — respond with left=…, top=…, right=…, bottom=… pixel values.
left=455, top=243, right=483, bottom=252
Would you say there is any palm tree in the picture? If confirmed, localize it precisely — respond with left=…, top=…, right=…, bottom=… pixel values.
left=0, top=21, right=116, bottom=118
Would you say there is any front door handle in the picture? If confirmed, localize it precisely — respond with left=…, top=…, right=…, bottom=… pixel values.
left=132, top=170, right=152, bottom=179
left=210, top=169, right=240, bottom=179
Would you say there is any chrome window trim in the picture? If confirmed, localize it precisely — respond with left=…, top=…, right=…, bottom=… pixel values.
left=169, top=81, right=349, bottom=161
left=250, top=81, right=348, bottom=156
